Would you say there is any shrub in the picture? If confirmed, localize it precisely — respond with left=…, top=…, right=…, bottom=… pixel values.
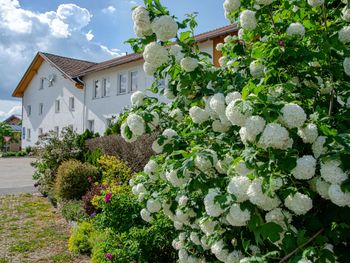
left=60, top=200, right=88, bottom=222
left=55, top=160, right=100, bottom=200
left=98, top=155, right=133, bottom=185
left=84, top=147, right=103, bottom=167
left=82, top=183, right=107, bottom=216
left=85, top=134, right=156, bottom=172
left=68, top=221, right=94, bottom=255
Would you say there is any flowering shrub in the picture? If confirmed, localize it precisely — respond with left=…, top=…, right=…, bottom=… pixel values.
left=119, top=0, right=350, bottom=262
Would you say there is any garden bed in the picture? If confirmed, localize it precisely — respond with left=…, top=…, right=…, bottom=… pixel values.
left=0, top=193, right=90, bottom=263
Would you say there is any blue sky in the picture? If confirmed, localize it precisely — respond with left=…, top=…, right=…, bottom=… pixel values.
left=0, top=0, right=228, bottom=120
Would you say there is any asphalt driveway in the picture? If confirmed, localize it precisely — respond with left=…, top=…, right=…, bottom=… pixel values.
left=0, top=157, right=36, bottom=195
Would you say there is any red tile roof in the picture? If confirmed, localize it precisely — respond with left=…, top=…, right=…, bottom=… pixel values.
left=195, top=24, right=238, bottom=42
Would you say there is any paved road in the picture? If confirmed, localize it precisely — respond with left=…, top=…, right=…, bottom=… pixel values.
left=0, top=157, right=37, bottom=195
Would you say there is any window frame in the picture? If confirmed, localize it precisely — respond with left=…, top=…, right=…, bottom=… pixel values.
left=93, top=80, right=101, bottom=99
left=69, top=97, right=75, bottom=111
left=26, top=128, right=31, bottom=141
left=102, top=77, right=111, bottom=97
left=118, top=73, right=127, bottom=95
left=130, top=71, right=138, bottom=92
left=39, top=78, right=44, bottom=90
left=39, top=103, right=43, bottom=115
left=88, top=120, right=95, bottom=132
left=55, top=99, right=60, bottom=113
left=27, top=105, right=31, bottom=116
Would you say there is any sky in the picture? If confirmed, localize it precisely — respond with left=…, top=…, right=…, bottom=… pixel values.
left=0, top=0, right=228, bottom=121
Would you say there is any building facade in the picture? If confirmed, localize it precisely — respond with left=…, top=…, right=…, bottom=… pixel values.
left=12, top=24, right=238, bottom=148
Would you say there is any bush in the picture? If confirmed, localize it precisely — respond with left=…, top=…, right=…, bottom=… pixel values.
left=85, top=134, right=156, bottom=172
left=60, top=200, right=88, bottom=222
left=98, top=155, right=133, bottom=185
left=82, top=183, right=107, bottom=216
left=55, top=160, right=100, bottom=200
left=68, top=221, right=94, bottom=255
left=84, top=148, right=103, bottom=167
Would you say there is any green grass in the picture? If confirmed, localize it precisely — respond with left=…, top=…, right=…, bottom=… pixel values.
left=0, top=194, right=90, bottom=263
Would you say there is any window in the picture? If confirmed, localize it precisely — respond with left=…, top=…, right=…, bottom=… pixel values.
left=22, top=127, right=26, bottom=139
left=93, top=80, right=101, bottom=98
left=38, top=128, right=43, bottom=136
left=88, top=120, right=94, bottom=132
left=40, top=78, right=44, bottom=90
left=102, top=77, right=111, bottom=97
left=54, top=126, right=59, bottom=136
left=131, top=71, right=138, bottom=92
left=39, top=103, right=43, bottom=115
left=27, top=105, right=31, bottom=116
left=27, top=128, right=31, bottom=141
left=118, top=74, right=127, bottom=94
left=69, top=97, right=75, bottom=111
left=55, top=99, right=60, bottom=113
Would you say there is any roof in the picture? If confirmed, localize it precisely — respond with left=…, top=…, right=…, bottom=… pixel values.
left=195, top=24, right=238, bottom=42
left=4, top=114, right=21, bottom=123
left=9, top=124, right=21, bottom=132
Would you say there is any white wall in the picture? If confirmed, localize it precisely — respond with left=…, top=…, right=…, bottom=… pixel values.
left=22, top=60, right=84, bottom=148
left=198, top=40, right=214, bottom=60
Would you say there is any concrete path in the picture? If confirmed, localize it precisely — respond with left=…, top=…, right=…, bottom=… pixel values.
left=0, top=157, right=37, bottom=195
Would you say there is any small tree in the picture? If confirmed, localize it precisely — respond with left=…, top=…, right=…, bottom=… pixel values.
left=0, top=122, right=14, bottom=151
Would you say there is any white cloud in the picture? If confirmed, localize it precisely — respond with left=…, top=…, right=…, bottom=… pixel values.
left=0, top=100, right=21, bottom=121
left=85, top=30, right=94, bottom=41
left=0, top=0, right=124, bottom=101
left=102, top=5, right=116, bottom=14
left=129, top=1, right=138, bottom=5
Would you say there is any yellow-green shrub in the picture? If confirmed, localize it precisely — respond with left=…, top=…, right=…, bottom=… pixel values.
left=98, top=155, right=133, bottom=185
left=68, top=221, right=94, bottom=255
left=55, top=160, right=100, bottom=200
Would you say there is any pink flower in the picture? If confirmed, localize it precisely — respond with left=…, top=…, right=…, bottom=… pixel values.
left=104, top=192, right=112, bottom=203
left=105, top=253, right=113, bottom=261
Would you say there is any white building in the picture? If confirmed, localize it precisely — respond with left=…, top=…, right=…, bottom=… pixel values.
left=12, top=24, right=238, bottom=148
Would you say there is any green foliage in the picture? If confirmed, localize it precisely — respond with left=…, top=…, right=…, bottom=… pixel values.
left=60, top=200, right=88, bottom=222
left=55, top=160, right=100, bottom=200
left=0, top=122, right=15, bottom=149
left=98, top=155, right=134, bottom=185
left=68, top=221, right=94, bottom=255
left=84, top=148, right=103, bottom=166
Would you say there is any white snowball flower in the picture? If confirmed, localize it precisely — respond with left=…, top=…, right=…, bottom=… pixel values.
left=201, top=236, right=211, bottom=250
left=132, top=6, right=152, bottom=37
left=181, top=57, right=199, bottom=72
left=120, top=122, right=137, bottom=143
left=247, top=178, right=281, bottom=211
left=195, top=150, right=218, bottom=173
left=328, top=184, right=350, bottom=207
left=215, top=155, right=234, bottom=174
left=225, top=92, right=241, bottom=105
left=204, top=189, right=224, bottom=217
left=284, top=192, right=313, bottom=215
left=342, top=6, right=350, bottom=22
left=292, top=155, right=316, bottom=180
left=219, top=56, right=228, bottom=67
left=320, top=160, right=348, bottom=184
left=166, top=169, right=188, bottom=187
left=189, top=106, right=210, bottom=124
left=249, top=60, right=265, bottom=78
left=256, top=0, right=273, bottom=5
left=169, top=108, right=184, bottom=121
left=144, top=159, right=158, bottom=175
left=143, top=61, right=157, bottom=75
left=224, top=35, right=233, bottom=43
left=189, top=232, right=201, bottom=245
left=178, top=249, right=188, bottom=263
left=152, top=139, right=163, bottom=154
left=307, top=0, right=324, bottom=7
left=238, top=28, right=244, bottom=40
left=140, top=208, right=152, bottom=222
left=216, top=43, right=224, bottom=51
left=151, top=15, right=178, bottom=41
left=143, top=42, right=169, bottom=67
left=226, top=250, right=244, bottom=263
left=298, top=259, right=313, bottom=263
left=227, top=176, right=251, bottom=202
left=223, top=0, right=240, bottom=13
left=127, top=113, right=145, bottom=136
left=240, top=116, right=266, bottom=143
left=240, top=10, right=257, bottom=31
left=131, top=91, right=145, bottom=107
left=286, top=22, right=305, bottom=38
left=210, top=93, right=226, bottom=116
left=169, top=44, right=185, bottom=63
left=265, top=208, right=292, bottom=229
left=312, top=136, right=327, bottom=158
left=226, top=203, right=251, bottom=226
left=211, top=240, right=229, bottom=262
left=146, top=199, right=162, bottom=213
left=226, top=99, right=253, bottom=126
left=315, top=178, right=331, bottom=200
left=344, top=57, right=350, bottom=76
left=339, top=25, right=350, bottom=44
left=199, top=218, right=219, bottom=236
left=235, top=161, right=253, bottom=176
left=212, top=119, right=231, bottom=133
left=164, top=87, right=176, bottom=99
left=163, top=128, right=178, bottom=139
left=297, top=123, right=318, bottom=143
left=280, top=103, right=306, bottom=129
left=258, top=123, right=291, bottom=150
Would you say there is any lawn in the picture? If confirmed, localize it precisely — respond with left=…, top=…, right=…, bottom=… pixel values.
left=0, top=193, right=90, bottom=263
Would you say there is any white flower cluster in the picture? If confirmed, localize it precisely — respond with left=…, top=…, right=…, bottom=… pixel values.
left=279, top=103, right=307, bottom=129
left=328, top=184, right=350, bottom=207
left=223, top=0, right=240, bottom=14
left=344, top=57, right=350, bottom=76
left=256, top=0, right=274, bottom=5
left=211, top=239, right=229, bottom=262
left=140, top=208, right=152, bottom=222
left=189, top=106, right=210, bottom=124
left=312, top=136, right=327, bottom=158
left=297, top=123, right=318, bottom=143
left=152, top=128, right=178, bottom=154
left=239, top=116, right=266, bottom=144
left=339, top=25, right=350, bottom=44
left=147, top=198, right=162, bottom=213
left=284, top=192, right=313, bottom=215
left=144, top=159, right=158, bottom=175
left=151, top=15, right=178, bottom=41
left=131, top=91, right=145, bottom=107
left=121, top=113, right=146, bottom=142
left=204, top=188, right=224, bottom=217
left=292, top=155, right=316, bottom=180
left=225, top=91, right=241, bottom=104
left=143, top=42, right=169, bottom=75
left=320, top=160, right=348, bottom=185
left=169, top=45, right=185, bottom=63
left=240, top=10, right=257, bottom=31
left=286, top=22, right=305, bottom=38
left=258, top=123, right=291, bottom=150
left=195, top=150, right=218, bottom=173
left=132, top=6, right=152, bottom=37
left=166, top=169, right=189, bottom=187
left=227, top=176, right=250, bottom=202
left=247, top=178, right=281, bottom=211
left=265, top=208, right=292, bottom=229
left=226, top=99, right=253, bottom=126
left=249, top=60, right=265, bottom=78
left=307, top=0, right=325, bottom=7
left=315, top=178, right=330, bottom=200
left=226, top=203, right=251, bottom=226
left=180, top=57, right=199, bottom=72
left=342, top=6, right=350, bottom=22
left=170, top=108, right=184, bottom=121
